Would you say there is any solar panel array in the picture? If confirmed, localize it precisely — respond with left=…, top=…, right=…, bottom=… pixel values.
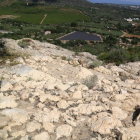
left=60, top=31, right=102, bottom=41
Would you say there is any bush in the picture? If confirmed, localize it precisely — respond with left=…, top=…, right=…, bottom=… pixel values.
left=89, top=60, right=103, bottom=69
left=83, top=75, right=98, bottom=89
left=61, top=56, right=66, bottom=60
left=71, top=22, right=78, bottom=27
left=18, top=40, right=29, bottom=48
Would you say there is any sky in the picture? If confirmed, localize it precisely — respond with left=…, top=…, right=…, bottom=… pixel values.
left=88, top=0, right=140, bottom=5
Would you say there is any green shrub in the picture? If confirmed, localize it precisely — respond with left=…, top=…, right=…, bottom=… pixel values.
left=61, top=56, right=66, bottom=60
left=89, top=60, right=103, bottom=69
left=18, top=40, right=29, bottom=48
left=83, top=75, right=98, bottom=89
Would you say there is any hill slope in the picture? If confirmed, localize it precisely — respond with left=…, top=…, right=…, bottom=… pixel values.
left=0, top=37, right=140, bottom=139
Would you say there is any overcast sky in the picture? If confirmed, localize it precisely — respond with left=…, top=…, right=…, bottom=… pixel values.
left=88, top=0, right=140, bottom=5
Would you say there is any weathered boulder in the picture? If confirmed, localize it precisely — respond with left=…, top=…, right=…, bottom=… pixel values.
left=43, top=122, right=55, bottom=133
left=56, top=125, right=73, bottom=139
left=7, top=64, right=47, bottom=80
left=75, top=67, right=93, bottom=79
left=34, top=132, right=50, bottom=140
left=0, top=80, right=13, bottom=91
left=0, top=96, right=18, bottom=109
left=26, top=121, right=41, bottom=132
left=112, top=107, right=127, bottom=120
left=57, top=100, right=69, bottom=109
left=0, top=130, right=8, bottom=139
left=68, top=104, right=105, bottom=115
left=2, top=108, right=29, bottom=124
left=42, top=109, right=60, bottom=123
left=121, top=94, right=140, bottom=111
left=72, top=90, right=82, bottom=99
left=91, top=112, right=122, bottom=134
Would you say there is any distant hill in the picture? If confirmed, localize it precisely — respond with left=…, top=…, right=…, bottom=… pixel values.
left=0, top=0, right=93, bottom=7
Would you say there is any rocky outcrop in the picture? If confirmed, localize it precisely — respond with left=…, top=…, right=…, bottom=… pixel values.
left=0, top=38, right=140, bottom=140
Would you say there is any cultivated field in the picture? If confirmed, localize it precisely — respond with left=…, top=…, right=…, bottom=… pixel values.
left=125, top=34, right=140, bottom=39
left=0, top=2, right=90, bottom=24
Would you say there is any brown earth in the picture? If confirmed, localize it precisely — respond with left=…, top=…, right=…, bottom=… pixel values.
left=125, top=34, right=140, bottom=39
left=0, top=15, right=19, bottom=19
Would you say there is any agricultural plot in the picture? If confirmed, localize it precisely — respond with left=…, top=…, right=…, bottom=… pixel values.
left=90, top=28, right=123, bottom=36
left=0, top=2, right=90, bottom=24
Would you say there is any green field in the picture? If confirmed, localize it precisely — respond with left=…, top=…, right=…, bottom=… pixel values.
left=90, top=28, right=123, bottom=36
left=0, top=2, right=90, bottom=24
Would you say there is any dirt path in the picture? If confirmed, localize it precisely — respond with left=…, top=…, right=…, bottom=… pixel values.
left=40, top=14, right=47, bottom=24
left=120, top=31, right=127, bottom=37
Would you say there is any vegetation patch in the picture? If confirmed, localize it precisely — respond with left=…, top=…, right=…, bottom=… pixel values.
left=83, top=75, right=98, bottom=89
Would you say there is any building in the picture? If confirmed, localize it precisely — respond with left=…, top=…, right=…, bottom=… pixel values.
left=44, top=31, right=51, bottom=35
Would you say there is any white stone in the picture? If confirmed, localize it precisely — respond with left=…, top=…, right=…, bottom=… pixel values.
left=75, top=67, right=93, bottom=79
left=73, top=91, right=82, bottom=99
left=26, top=121, right=41, bottom=132
left=0, top=80, right=13, bottom=91
left=20, top=135, right=29, bottom=140
left=2, top=108, right=29, bottom=124
left=0, top=96, right=18, bottom=109
left=11, top=131, right=26, bottom=138
left=112, top=107, right=127, bottom=120
left=56, top=125, right=73, bottom=139
left=40, top=94, right=60, bottom=103
left=57, top=100, right=69, bottom=109
left=91, top=112, right=122, bottom=134
left=42, top=109, right=60, bottom=123
left=0, top=130, right=8, bottom=139
left=68, top=104, right=105, bottom=115
left=120, top=89, right=127, bottom=94
left=55, top=83, right=70, bottom=91
left=34, top=132, right=50, bottom=140
left=103, top=85, right=113, bottom=92
left=43, top=122, right=55, bottom=133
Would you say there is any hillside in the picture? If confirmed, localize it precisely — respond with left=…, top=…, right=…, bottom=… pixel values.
left=1, top=38, right=140, bottom=139
left=0, top=0, right=92, bottom=7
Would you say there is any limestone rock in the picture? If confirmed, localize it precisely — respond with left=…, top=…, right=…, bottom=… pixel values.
left=112, top=107, right=127, bottom=120
left=7, top=64, right=47, bottom=80
left=0, top=80, right=13, bottom=91
left=40, top=94, right=60, bottom=103
left=56, top=125, right=73, bottom=139
left=78, top=58, right=85, bottom=65
left=68, top=104, right=105, bottom=115
left=0, top=116, right=10, bottom=129
left=57, top=100, right=69, bottom=109
left=26, top=121, right=41, bottom=132
left=121, top=94, right=140, bottom=111
left=0, top=130, right=8, bottom=139
left=103, top=85, right=113, bottom=92
left=94, top=66, right=111, bottom=75
left=2, top=108, right=29, bottom=124
left=43, top=122, right=55, bottom=133
left=73, top=90, right=82, bottom=99
left=42, top=109, right=60, bottom=123
left=11, top=131, right=26, bottom=138
left=20, top=135, right=29, bottom=140
left=91, top=112, right=122, bottom=134
left=75, top=67, right=93, bottom=79
left=120, top=126, right=140, bottom=140
left=55, top=83, right=70, bottom=91
left=0, top=96, right=18, bottom=109
left=34, top=132, right=50, bottom=140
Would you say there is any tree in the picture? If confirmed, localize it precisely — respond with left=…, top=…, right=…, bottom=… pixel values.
left=71, top=22, right=78, bottom=27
